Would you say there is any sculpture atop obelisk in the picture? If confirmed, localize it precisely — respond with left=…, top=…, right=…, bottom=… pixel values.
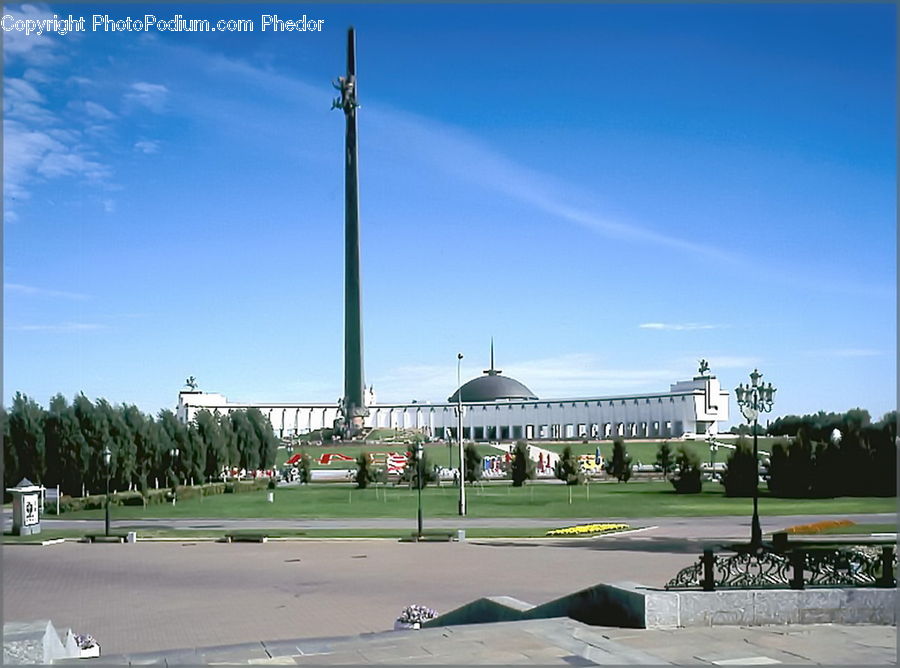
left=333, top=27, right=368, bottom=439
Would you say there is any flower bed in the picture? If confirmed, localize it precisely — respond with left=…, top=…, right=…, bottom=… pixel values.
left=546, top=522, right=630, bottom=537
left=784, top=519, right=855, bottom=534
left=394, top=604, right=437, bottom=630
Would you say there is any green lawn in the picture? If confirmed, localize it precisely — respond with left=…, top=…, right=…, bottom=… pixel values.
left=537, top=438, right=786, bottom=465
left=56, top=480, right=895, bottom=521
left=2, top=526, right=559, bottom=542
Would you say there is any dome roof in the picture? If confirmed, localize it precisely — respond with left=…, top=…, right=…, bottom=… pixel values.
left=448, top=374, right=538, bottom=403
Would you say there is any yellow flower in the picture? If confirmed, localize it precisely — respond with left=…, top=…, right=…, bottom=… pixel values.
left=546, top=522, right=629, bottom=537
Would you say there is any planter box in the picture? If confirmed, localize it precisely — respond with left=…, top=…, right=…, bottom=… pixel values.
left=393, top=621, right=420, bottom=630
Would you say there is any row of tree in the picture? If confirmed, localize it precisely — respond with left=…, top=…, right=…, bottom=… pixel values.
left=3, top=392, right=280, bottom=498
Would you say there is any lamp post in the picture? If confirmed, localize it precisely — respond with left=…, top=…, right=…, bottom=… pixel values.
left=415, top=440, right=424, bottom=538
left=734, top=369, right=776, bottom=548
left=103, top=446, right=112, bottom=536
left=170, top=447, right=179, bottom=505
left=457, top=352, right=466, bottom=516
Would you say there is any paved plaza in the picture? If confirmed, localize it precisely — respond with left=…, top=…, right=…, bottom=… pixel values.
left=4, top=528, right=898, bottom=664
left=4, top=538, right=696, bottom=655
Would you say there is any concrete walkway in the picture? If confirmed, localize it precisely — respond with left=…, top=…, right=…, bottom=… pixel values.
left=61, top=618, right=896, bottom=665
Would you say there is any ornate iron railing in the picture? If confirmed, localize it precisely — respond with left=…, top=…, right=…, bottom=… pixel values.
left=666, top=537, right=896, bottom=591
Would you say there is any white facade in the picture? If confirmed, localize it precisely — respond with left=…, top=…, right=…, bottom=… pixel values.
left=176, top=374, right=729, bottom=441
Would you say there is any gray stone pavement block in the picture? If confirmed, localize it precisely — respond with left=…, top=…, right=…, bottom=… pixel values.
left=197, top=642, right=272, bottom=663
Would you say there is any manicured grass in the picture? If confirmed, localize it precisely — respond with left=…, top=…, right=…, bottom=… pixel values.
left=536, top=438, right=786, bottom=466
left=57, top=480, right=895, bottom=521
left=2, top=526, right=577, bottom=541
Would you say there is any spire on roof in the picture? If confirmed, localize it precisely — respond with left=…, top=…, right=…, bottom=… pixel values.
left=484, top=337, right=501, bottom=376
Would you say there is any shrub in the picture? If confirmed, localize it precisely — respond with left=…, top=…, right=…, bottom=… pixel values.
left=605, top=439, right=632, bottom=482
left=671, top=446, right=702, bottom=494
left=767, top=437, right=813, bottom=498
left=722, top=438, right=758, bottom=497
left=464, top=444, right=483, bottom=483
left=655, top=441, right=675, bottom=480
left=297, top=450, right=312, bottom=484
left=510, top=440, right=535, bottom=487
left=554, top=445, right=582, bottom=485
left=401, top=448, right=437, bottom=489
left=355, top=453, right=373, bottom=489
left=201, top=483, right=226, bottom=497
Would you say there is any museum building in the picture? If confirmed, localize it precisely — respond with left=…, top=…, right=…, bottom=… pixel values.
left=176, top=362, right=730, bottom=442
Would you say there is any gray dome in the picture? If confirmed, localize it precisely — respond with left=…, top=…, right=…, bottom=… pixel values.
left=448, top=374, right=538, bottom=403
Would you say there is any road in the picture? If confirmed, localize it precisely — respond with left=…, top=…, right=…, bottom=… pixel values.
left=23, top=512, right=897, bottom=540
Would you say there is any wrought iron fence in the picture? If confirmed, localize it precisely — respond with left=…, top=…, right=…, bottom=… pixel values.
left=666, top=538, right=896, bottom=591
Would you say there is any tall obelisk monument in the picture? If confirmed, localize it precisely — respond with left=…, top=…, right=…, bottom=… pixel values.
left=333, top=27, right=368, bottom=438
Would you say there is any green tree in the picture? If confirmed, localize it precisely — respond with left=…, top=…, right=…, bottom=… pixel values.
left=218, top=411, right=238, bottom=472
left=605, top=438, right=632, bottom=482
left=195, top=409, right=225, bottom=484
left=297, top=450, right=312, bottom=484
left=158, top=409, right=190, bottom=487
left=510, top=440, right=535, bottom=487
left=96, top=399, right=136, bottom=492
left=402, top=447, right=437, bottom=489
left=670, top=445, right=703, bottom=494
left=721, top=437, right=758, bottom=497
left=355, top=453, right=374, bottom=488
left=230, top=410, right=261, bottom=473
left=464, top=443, right=483, bottom=483
left=554, top=445, right=582, bottom=485
left=123, top=404, right=157, bottom=494
left=9, top=392, right=46, bottom=485
left=655, top=441, right=674, bottom=481
left=247, top=408, right=279, bottom=471
left=766, top=430, right=813, bottom=498
left=74, top=394, right=109, bottom=494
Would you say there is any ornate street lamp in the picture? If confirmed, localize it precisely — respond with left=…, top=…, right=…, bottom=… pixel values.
left=734, top=369, right=776, bottom=548
left=103, top=446, right=112, bottom=536
left=170, top=447, right=180, bottom=505
left=457, top=353, right=466, bottom=516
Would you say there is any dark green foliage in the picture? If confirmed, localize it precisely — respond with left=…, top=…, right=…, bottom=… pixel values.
left=464, top=443, right=483, bottom=483
left=768, top=408, right=871, bottom=441
left=510, top=440, right=535, bottom=487
left=554, top=445, right=582, bottom=485
left=355, top=453, right=374, bottom=488
left=297, top=450, right=313, bottom=484
left=8, top=392, right=47, bottom=486
left=670, top=445, right=702, bottom=494
left=605, top=438, right=632, bottom=482
left=722, top=438, right=758, bottom=497
left=401, top=448, right=437, bottom=489
left=655, top=441, right=674, bottom=480
left=766, top=433, right=813, bottom=498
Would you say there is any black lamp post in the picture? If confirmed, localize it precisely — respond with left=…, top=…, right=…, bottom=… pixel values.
left=457, top=352, right=466, bottom=516
left=734, top=369, right=776, bottom=548
left=103, top=446, right=112, bottom=536
left=170, top=447, right=179, bottom=505
left=415, top=440, right=424, bottom=538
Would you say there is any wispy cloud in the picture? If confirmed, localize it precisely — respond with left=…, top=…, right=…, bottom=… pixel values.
left=4, top=282, right=89, bottom=299
left=2, top=4, right=64, bottom=66
left=372, top=353, right=685, bottom=403
left=6, top=322, right=104, bottom=332
left=124, top=82, right=169, bottom=112
left=134, top=139, right=160, bottom=155
left=805, top=348, right=885, bottom=358
left=639, top=322, right=727, bottom=331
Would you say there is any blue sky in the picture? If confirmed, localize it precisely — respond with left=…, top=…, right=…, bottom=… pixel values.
left=3, top=3, right=896, bottom=425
